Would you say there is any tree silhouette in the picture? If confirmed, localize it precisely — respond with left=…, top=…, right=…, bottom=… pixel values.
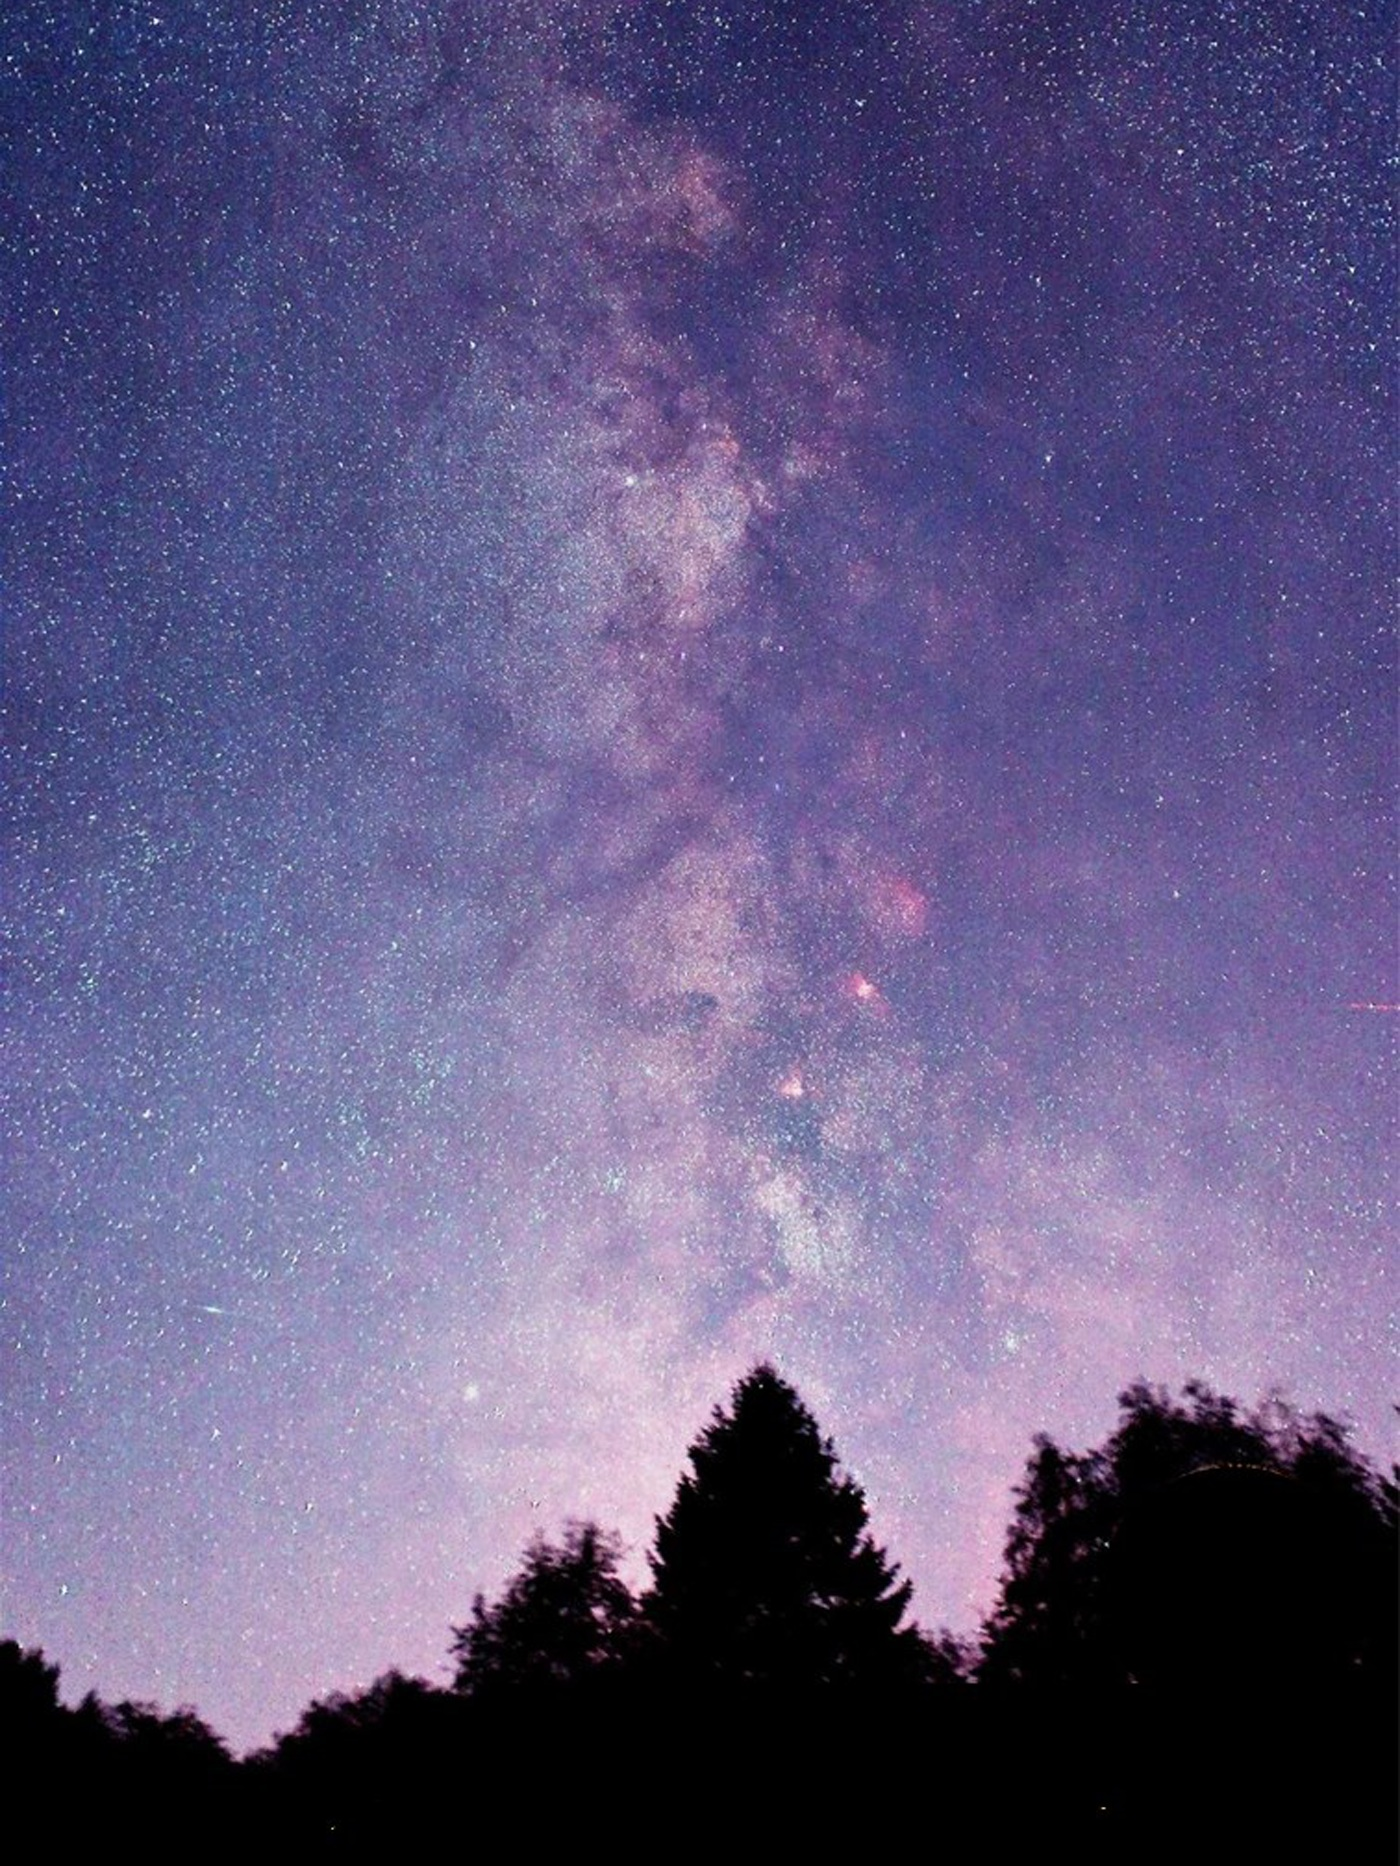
left=643, top=1363, right=929, bottom=1692
left=0, top=1640, right=244, bottom=1847
left=0, top=1640, right=65, bottom=1755
left=978, top=1378, right=1398, bottom=1692
left=251, top=1670, right=465, bottom=1849
left=1, top=1638, right=70, bottom=1813
left=450, top=1519, right=637, bottom=1698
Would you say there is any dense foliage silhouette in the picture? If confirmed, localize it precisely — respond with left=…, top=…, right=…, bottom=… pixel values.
left=0, top=1639, right=238, bottom=1853
left=978, top=1378, right=1398, bottom=1693
left=248, top=1669, right=462, bottom=1849
left=4, top=1369, right=1394, bottom=1856
left=450, top=1519, right=637, bottom=1697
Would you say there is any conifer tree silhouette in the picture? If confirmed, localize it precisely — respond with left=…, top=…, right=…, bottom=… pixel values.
left=644, top=1363, right=927, bottom=1691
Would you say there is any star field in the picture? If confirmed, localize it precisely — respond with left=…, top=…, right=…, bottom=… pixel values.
left=3, top=0, right=1394, bottom=1750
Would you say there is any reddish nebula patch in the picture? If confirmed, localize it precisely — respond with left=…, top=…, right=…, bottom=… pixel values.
left=843, top=970, right=890, bottom=1018
left=868, top=873, right=928, bottom=939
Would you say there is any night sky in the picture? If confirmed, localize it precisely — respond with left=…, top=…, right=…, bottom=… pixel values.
left=4, top=1, right=1394, bottom=1752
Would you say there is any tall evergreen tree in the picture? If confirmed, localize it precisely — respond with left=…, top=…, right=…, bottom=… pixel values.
left=644, top=1363, right=929, bottom=1691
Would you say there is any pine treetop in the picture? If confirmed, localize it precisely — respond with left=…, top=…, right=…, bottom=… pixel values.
left=645, top=1363, right=921, bottom=1688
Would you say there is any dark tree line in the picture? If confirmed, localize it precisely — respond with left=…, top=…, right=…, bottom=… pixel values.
left=6, top=1365, right=1395, bottom=1856
left=448, top=1366, right=955, bottom=1703
left=1, top=1638, right=238, bottom=1852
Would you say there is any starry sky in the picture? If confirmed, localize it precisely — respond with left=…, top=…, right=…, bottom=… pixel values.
left=4, top=0, right=1394, bottom=1751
